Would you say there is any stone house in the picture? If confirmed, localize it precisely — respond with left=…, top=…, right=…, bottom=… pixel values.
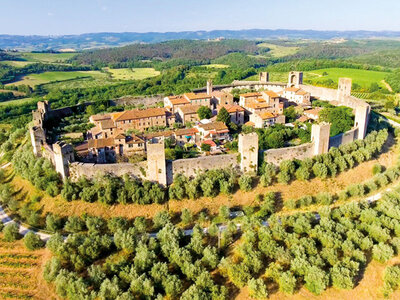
left=163, top=95, right=190, bottom=113
left=174, top=128, right=198, bottom=146
left=183, top=92, right=212, bottom=107
left=282, top=87, right=311, bottom=106
left=239, top=92, right=262, bottom=107
left=304, top=107, right=323, bottom=120
left=195, top=121, right=229, bottom=141
left=176, top=105, right=201, bottom=124
left=250, top=111, right=286, bottom=128
left=219, top=104, right=245, bottom=125
left=112, top=108, right=168, bottom=131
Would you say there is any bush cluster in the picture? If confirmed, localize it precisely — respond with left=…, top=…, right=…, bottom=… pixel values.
left=260, top=129, right=389, bottom=185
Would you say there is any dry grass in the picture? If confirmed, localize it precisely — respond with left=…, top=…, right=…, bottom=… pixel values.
left=235, top=256, right=400, bottom=300
left=0, top=234, right=58, bottom=300
left=7, top=135, right=399, bottom=222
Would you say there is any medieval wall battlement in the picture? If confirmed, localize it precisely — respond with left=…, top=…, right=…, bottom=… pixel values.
left=30, top=72, right=372, bottom=184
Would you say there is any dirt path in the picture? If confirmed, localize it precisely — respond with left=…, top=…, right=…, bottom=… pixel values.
left=382, top=80, right=393, bottom=92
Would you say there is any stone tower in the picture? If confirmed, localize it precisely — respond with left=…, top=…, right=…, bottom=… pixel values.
left=288, top=71, right=303, bottom=88
left=259, top=72, right=269, bottom=83
left=53, top=141, right=75, bottom=179
left=147, top=141, right=167, bottom=186
left=238, top=133, right=259, bottom=174
left=354, top=104, right=370, bottom=140
left=30, top=126, right=46, bottom=156
left=311, top=122, right=331, bottom=155
left=207, top=80, right=213, bottom=95
left=337, top=78, right=352, bottom=103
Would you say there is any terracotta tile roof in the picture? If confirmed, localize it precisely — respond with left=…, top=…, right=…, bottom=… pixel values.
left=168, top=95, right=190, bottom=105
left=210, top=91, right=230, bottom=98
left=202, top=140, right=217, bottom=147
left=184, top=92, right=212, bottom=100
left=174, top=128, right=198, bottom=136
left=244, top=121, right=255, bottom=127
left=297, top=115, right=310, bottom=122
left=256, top=98, right=267, bottom=103
left=221, top=104, right=245, bottom=113
left=177, top=105, right=201, bottom=115
left=90, top=125, right=102, bottom=136
left=304, top=107, right=322, bottom=117
left=239, top=92, right=262, bottom=98
left=113, top=133, right=126, bottom=139
left=91, top=113, right=111, bottom=122
left=258, top=111, right=277, bottom=120
left=75, top=142, right=88, bottom=152
left=285, top=87, right=301, bottom=92
left=113, top=108, right=166, bottom=122
left=126, top=135, right=145, bottom=144
left=100, top=119, right=116, bottom=130
left=296, top=89, right=309, bottom=96
left=143, top=130, right=174, bottom=139
left=88, top=138, right=115, bottom=149
left=263, top=90, right=279, bottom=98
left=246, top=102, right=270, bottom=109
left=198, top=121, right=228, bottom=132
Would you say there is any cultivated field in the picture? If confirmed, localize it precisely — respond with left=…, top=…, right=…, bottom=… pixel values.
left=201, top=64, right=230, bottom=69
left=19, top=52, right=77, bottom=63
left=105, top=67, right=160, bottom=80
left=304, top=68, right=389, bottom=88
left=6, top=71, right=104, bottom=87
left=0, top=97, right=37, bottom=107
left=257, top=43, right=300, bottom=57
left=0, top=235, right=57, bottom=300
left=0, top=61, right=33, bottom=68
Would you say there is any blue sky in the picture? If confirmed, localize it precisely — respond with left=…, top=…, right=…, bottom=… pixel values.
left=2, top=0, right=400, bottom=35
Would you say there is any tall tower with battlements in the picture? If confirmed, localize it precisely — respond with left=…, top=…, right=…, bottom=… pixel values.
left=147, top=141, right=167, bottom=185
left=238, top=133, right=259, bottom=174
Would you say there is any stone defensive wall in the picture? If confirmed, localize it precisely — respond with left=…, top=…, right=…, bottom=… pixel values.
left=169, top=154, right=239, bottom=184
left=263, top=143, right=314, bottom=165
left=69, top=161, right=148, bottom=182
left=30, top=73, right=372, bottom=185
left=110, top=95, right=163, bottom=107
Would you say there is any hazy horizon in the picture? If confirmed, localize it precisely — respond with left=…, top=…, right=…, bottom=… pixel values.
left=2, top=0, right=400, bottom=35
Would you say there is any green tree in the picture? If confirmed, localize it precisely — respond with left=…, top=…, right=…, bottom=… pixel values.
left=201, top=143, right=211, bottom=152
left=217, top=107, right=231, bottom=125
left=3, top=223, right=21, bottom=242
left=23, top=231, right=44, bottom=250
left=248, top=278, right=268, bottom=299
left=284, top=106, right=297, bottom=123
left=197, top=106, right=212, bottom=120
left=304, top=266, right=328, bottom=295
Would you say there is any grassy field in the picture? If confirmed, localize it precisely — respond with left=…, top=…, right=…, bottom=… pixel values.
left=0, top=234, right=56, bottom=300
left=257, top=43, right=300, bottom=57
left=201, top=64, right=230, bottom=69
left=304, top=68, right=389, bottom=88
left=105, top=67, right=160, bottom=80
left=0, top=97, right=37, bottom=107
left=6, top=71, right=104, bottom=87
left=0, top=61, right=33, bottom=68
left=19, top=52, right=77, bottom=63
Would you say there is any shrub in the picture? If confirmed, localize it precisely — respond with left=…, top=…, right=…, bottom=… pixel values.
left=312, top=163, right=328, bottom=179
left=260, top=173, right=273, bottom=187
left=383, top=265, right=400, bottom=297
left=239, top=175, right=252, bottom=191
left=316, top=193, right=334, bottom=205
left=295, top=167, right=311, bottom=181
left=304, top=266, right=328, bottom=295
left=248, top=278, right=268, bottom=299
left=3, top=223, right=21, bottom=242
left=372, top=243, right=394, bottom=263
left=278, top=271, right=296, bottom=294
left=372, top=164, right=383, bottom=175
left=181, top=208, right=193, bottom=225
left=23, top=231, right=45, bottom=250
left=153, top=211, right=170, bottom=229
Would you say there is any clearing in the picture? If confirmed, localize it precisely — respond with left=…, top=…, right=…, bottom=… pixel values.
left=0, top=60, right=33, bottom=68
left=257, top=43, right=300, bottom=58
left=19, top=52, right=77, bottom=63
left=0, top=97, right=37, bottom=107
left=105, top=68, right=160, bottom=80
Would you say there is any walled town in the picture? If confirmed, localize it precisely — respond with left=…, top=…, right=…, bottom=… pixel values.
left=30, top=71, right=370, bottom=186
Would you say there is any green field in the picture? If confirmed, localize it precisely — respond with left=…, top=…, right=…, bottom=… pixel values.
left=0, top=97, right=37, bottom=107
left=105, top=68, right=160, bottom=80
left=6, top=71, right=104, bottom=87
left=0, top=60, right=33, bottom=68
left=304, top=68, right=389, bottom=88
left=257, top=42, right=300, bottom=57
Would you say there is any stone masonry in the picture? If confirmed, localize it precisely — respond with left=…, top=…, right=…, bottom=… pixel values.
left=238, top=133, right=259, bottom=174
left=147, top=141, right=167, bottom=186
